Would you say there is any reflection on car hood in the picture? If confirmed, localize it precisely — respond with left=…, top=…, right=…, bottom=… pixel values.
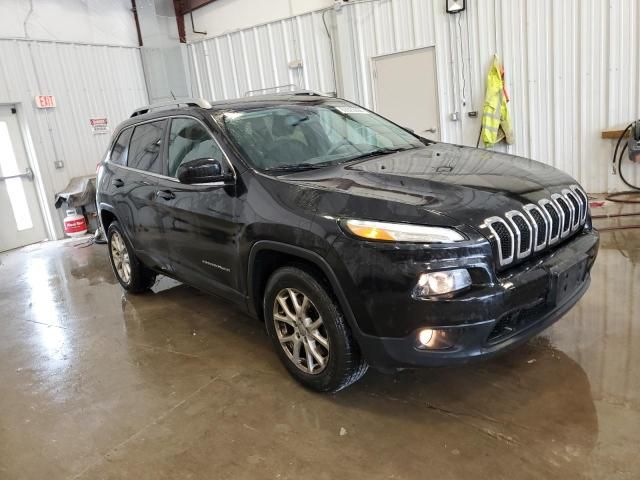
left=280, top=143, right=578, bottom=228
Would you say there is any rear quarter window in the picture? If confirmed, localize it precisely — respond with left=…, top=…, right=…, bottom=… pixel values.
left=127, top=120, right=167, bottom=175
left=110, top=128, right=132, bottom=166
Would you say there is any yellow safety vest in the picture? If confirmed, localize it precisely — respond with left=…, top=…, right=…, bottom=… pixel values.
left=481, top=55, right=514, bottom=148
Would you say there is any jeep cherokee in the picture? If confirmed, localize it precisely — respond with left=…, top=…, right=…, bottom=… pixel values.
left=96, top=93, right=599, bottom=392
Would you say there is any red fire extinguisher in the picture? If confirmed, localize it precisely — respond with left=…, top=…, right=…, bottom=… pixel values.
left=64, top=209, right=88, bottom=237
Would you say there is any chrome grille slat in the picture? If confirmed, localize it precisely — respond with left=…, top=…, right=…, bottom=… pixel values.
left=523, top=204, right=548, bottom=251
left=563, top=189, right=581, bottom=231
left=505, top=210, right=532, bottom=259
left=484, top=216, right=514, bottom=267
left=484, top=188, right=589, bottom=268
left=570, top=184, right=589, bottom=223
left=539, top=198, right=561, bottom=245
left=552, top=193, right=572, bottom=238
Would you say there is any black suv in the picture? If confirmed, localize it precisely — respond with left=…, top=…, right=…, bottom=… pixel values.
left=96, top=93, right=599, bottom=392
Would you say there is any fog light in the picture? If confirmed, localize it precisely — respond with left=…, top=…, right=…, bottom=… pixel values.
left=416, top=327, right=459, bottom=350
left=418, top=328, right=434, bottom=346
left=414, top=269, right=471, bottom=297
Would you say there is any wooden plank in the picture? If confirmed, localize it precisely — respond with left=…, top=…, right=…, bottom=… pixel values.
left=602, top=128, right=631, bottom=139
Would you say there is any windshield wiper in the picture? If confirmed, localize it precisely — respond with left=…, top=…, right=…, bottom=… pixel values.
left=265, top=163, right=326, bottom=172
left=346, top=147, right=416, bottom=162
left=265, top=147, right=418, bottom=172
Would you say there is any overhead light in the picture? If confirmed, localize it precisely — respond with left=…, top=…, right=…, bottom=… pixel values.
left=446, top=0, right=466, bottom=14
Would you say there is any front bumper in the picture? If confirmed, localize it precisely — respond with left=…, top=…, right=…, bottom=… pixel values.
left=336, top=229, right=599, bottom=369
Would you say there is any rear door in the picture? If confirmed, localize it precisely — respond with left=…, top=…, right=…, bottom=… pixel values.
left=152, top=115, right=240, bottom=296
left=121, top=119, right=170, bottom=269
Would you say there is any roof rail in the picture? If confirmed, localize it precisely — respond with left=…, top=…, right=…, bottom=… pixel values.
left=243, top=84, right=325, bottom=97
left=130, top=98, right=211, bottom=118
left=244, top=84, right=298, bottom=97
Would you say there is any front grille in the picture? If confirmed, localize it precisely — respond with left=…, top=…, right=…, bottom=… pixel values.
left=483, top=185, right=589, bottom=269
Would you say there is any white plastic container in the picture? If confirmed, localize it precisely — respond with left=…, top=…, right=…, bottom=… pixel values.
left=63, top=209, right=88, bottom=237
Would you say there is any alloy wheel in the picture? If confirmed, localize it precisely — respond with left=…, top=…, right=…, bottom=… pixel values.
left=273, top=288, right=330, bottom=374
left=110, top=231, right=131, bottom=284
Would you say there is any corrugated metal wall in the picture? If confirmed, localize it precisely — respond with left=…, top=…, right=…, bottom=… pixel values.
left=187, top=0, right=640, bottom=193
left=336, top=0, right=640, bottom=193
left=0, top=39, right=147, bottom=238
left=187, top=9, right=335, bottom=99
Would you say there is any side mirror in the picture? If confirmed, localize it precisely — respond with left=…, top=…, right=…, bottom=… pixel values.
left=176, top=158, right=233, bottom=185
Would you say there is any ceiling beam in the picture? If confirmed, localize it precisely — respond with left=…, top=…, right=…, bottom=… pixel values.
left=175, top=0, right=218, bottom=15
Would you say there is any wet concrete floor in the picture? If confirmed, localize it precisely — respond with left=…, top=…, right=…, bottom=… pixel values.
left=1, top=203, right=639, bottom=479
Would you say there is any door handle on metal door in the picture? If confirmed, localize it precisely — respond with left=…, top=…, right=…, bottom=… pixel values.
left=156, top=190, right=175, bottom=200
left=0, top=167, right=34, bottom=181
left=423, top=127, right=437, bottom=133
left=112, top=178, right=124, bottom=188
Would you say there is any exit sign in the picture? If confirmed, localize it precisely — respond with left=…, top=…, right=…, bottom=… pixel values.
left=35, top=95, right=56, bottom=108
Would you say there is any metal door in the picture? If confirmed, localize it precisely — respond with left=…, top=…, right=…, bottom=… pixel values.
left=372, top=47, right=441, bottom=141
left=0, top=106, right=47, bottom=252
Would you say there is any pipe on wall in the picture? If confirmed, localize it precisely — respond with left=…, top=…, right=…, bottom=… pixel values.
left=130, top=0, right=143, bottom=46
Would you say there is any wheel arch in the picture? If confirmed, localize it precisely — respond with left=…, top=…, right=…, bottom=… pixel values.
left=98, top=204, right=118, bottom=232
left=247, top=241, right=361, bottom=338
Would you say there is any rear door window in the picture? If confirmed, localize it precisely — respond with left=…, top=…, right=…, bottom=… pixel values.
left=110, top=128, right=132, bottom=166
left=128, top=120, right=167, bottom=175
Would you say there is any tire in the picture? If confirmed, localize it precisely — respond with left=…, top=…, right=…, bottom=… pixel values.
left=107, top=221, right=156, bottom=293
left=264, top=266, right=368, bottom=392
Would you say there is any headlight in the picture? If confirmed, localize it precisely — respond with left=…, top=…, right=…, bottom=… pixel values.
left=343, top=219, right=465, bottom=243
left=414, top=269, right=472, bottom=297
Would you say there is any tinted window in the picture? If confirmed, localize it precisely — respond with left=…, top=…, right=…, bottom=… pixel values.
left=167, top=118, right=224, bottom=177
left=222, top=101, right=422, bottom=170
left=110, top=128, right=132, bottom=166
left=128, top=120, right=167, bottom=174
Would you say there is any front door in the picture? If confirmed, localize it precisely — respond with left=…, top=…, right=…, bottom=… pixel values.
left=0, top=106, right=47, bottom=252
left=372, top=47, right=441, bottom=141
left=156, top=116, right=239, bottom=296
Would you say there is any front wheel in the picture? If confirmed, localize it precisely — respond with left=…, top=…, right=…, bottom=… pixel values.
left=264, top=266, right=368, bottom=392
left=107, top=221, right=156, bottom=293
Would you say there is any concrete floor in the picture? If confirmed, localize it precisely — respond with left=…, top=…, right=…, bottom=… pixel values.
left=1, top=201, right=639, bottom=480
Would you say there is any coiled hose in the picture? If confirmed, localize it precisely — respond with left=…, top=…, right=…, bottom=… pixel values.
left=607, top=122, right=640, bottom=203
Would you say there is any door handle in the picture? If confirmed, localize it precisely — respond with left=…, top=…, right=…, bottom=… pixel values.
left=0, top=167, right=34, bottom=182
left=423, top=127, right=437, bottom=134
left=156, top=190, right=175, bottom=200
left=112, top=178, right=124, bottom=188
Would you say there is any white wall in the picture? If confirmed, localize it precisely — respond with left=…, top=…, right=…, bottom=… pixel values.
left=187, top=0, right=333, bottom=39
left=0, top=0, right=138, bottom=46
left=0, top=0, right=146, bottom=239
left=188, top=8, right=335, bottom=99
left=0, top=39, right=148, bottom=239
left=334, top=0, right=640, bottom=193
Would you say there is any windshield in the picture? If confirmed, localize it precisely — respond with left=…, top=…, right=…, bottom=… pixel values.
left=222, top=100, right=424, bottom=171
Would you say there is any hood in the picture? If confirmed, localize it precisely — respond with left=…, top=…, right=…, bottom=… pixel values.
left=280, top=143, right=578, bottom=229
